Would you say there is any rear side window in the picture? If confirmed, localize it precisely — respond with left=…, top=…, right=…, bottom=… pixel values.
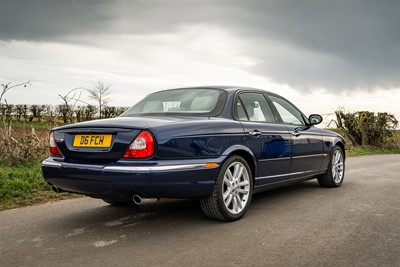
left=235, top=93, right=276, bottom=123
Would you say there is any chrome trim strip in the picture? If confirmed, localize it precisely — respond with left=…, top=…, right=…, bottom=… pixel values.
left=103, top=163, right=208, bottom=172
left=42, top=161, right=62, bottom=168
left=260, top=154, right=323, bottom=162
left=291, top=154, right=324, bottom=159
left=255, top=174, right=319, bottom=188
left=259, top=157, right=291, bottom=162
left=255, top=169, right=319, bottom=180
left=289, top=170, right=317, bottom=176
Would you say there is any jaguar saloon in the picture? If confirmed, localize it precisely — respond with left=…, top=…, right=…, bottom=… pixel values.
left=42, top=86, right=345, bottom=221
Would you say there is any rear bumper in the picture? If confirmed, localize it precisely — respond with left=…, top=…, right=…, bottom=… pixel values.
left=41, top=157, right=222, bottom=199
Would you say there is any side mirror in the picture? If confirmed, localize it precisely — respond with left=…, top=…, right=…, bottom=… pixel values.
left=308, top=114, right=323, bottom=125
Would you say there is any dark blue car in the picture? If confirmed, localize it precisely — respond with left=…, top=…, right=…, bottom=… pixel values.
left=42, top=86, right=345, bottom=221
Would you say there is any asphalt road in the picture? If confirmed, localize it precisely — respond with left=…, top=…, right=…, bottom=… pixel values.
left=1, top=155, right=399, bottom=267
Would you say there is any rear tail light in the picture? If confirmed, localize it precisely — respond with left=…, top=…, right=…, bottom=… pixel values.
left=123, top=131, right=155, bottom=159
left=49, top=131, right=62, bottom=156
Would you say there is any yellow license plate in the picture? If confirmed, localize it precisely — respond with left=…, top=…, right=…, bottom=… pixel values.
left=73, top=134, right=112, bottom=148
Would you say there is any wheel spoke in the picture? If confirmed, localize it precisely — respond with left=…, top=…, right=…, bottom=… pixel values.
left=223, top=189, right=231, bottom=201
left=232, top=163, right=243, bottom=180
left=232, top=195, right=238, bottom=212
left=235, top=195, right=242, bottom=210
left=238, top=188, right=249, bottom=194
left=236, top=166, right=244, bottom=180
left=335, top=152, right=341, bottom=163
left=333, top=169, right=338, bottom=181
left=238, top=180, right=249, bottom=187
left=226, top=169, right=233, bottom=181
left=225, top=194, right=233, bottom=207
left=223, top=176, right=231, bottom=187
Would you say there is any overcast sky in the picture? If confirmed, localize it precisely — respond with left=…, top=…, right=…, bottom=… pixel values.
left=1, top=0, right=399, bottom=123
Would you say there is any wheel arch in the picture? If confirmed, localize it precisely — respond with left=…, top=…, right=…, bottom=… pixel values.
left=334, top=140, right=346, bottom=159
left=222, top=145, right=257, bottom=185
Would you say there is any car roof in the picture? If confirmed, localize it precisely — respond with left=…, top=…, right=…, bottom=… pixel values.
left=168, top=85, right=274, bottom=94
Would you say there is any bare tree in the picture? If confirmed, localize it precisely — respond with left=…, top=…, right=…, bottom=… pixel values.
left=57, top=87, right=87, bottom=123
left=0, top=81, right=31, bottom=104
left=87, top=81, right=112, bottom=119
left=0, top=81, right=30, bottom=123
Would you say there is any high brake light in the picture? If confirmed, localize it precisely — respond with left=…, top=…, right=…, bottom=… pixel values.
left=123, top=131, right=155, bottom=159
left=49, top=132, right=62, bottom=156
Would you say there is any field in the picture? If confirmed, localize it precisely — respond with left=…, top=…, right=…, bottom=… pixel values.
left=1, top=120, right=399, bottom=211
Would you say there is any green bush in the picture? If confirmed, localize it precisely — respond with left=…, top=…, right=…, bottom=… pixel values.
left=335, top=110, right=398, bottom=146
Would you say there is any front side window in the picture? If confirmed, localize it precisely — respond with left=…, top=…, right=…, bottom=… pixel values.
left=269, top=95, right=305, bottom=125
left=121, top=88, right=227, bottom=117
left=235, top=93, right=276, bottom=123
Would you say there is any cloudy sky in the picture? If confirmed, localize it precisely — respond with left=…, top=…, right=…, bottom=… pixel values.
left=1, top=0, right=400, bottom=124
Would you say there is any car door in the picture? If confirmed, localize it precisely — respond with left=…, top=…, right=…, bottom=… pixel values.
left=267, top=94, right=324, bottom=179
left=234, top=92, right=291, bottom=186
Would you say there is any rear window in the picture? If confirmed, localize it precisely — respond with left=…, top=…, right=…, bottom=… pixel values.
left=121, top=88, right=227, bottom=117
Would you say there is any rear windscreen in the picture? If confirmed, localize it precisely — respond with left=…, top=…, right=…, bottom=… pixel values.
left=121, top=88, right=227, bottom=117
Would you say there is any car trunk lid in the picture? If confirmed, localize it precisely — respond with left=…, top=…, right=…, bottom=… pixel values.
left=53, top=127, right=141, bottom=164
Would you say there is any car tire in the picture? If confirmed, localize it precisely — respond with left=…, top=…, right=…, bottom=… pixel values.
left=200, top=155, right=253, bottom=221
left=317, top=146, right=345, bottom=187
left=102, top=199, right=137, bottom=206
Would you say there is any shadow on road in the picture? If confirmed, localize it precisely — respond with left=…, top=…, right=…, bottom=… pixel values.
left=41, top=179, right=329, bottom=235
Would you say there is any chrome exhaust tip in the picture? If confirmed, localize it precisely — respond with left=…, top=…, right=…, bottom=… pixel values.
left=132, top=195, right=142, bottom=205
left=51, top=185, right=65, bottom=193
left=51, top=185, right=59, bottom=193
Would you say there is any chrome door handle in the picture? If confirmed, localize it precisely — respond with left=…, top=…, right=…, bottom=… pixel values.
left=249, top=130, right=262, bottom=137
left=291, top=131, right=301, bottom=137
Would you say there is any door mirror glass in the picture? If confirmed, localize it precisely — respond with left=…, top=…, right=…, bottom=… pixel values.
left=308, top=114, right=323, bottom=125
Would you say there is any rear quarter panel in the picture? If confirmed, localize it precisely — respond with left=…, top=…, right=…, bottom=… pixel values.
left=149, top=118, right=246, bottom=160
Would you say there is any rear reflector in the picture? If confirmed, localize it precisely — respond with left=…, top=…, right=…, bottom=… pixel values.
left=123, top=131, right=155, bottom=159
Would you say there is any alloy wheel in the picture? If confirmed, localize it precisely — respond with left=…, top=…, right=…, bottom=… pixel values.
left=222, top=161, right=251, bottom=214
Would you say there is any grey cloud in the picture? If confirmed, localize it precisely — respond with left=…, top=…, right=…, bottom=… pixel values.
left=230, top=1, right=400, bottom=90
left=0, top=0, right=199, bottom=41
left=1, top=0, right=400, bottom=91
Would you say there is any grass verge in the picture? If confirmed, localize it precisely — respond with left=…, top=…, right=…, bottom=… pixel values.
left=346, top=146, right=400, bottom=157
left=0, top=163, right=80, bottom=211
